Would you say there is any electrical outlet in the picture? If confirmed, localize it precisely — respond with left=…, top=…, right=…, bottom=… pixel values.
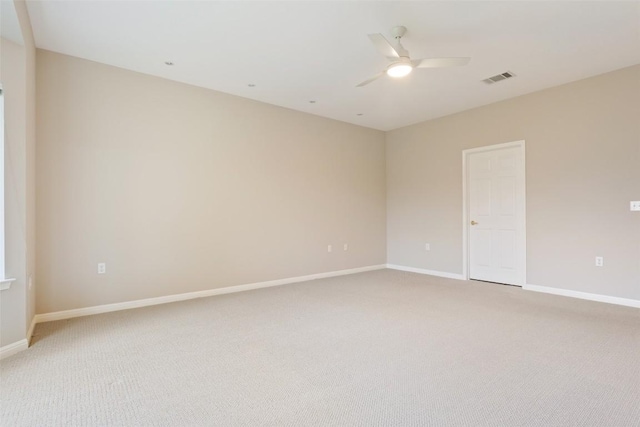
left=631, top=201, right=640, bottom=211
left=595, top=257, right=603, bottom=267
left=425, top=243, right=430, bottom=251
left=343, top=243, right=348, bottom=251
left=98, top=263, right=106, bottom=274
left=327, top=245, right=332, bottom=253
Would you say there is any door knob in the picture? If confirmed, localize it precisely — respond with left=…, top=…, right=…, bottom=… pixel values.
left=471, top=221, right=478, bottom=225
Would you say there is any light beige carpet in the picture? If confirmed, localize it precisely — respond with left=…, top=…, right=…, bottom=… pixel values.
left=1, top=269, right=639, bottom=426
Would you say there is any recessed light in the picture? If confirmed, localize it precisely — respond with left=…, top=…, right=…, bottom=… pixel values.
left=164, top=61, right=174, bottom=66
left=248, top=84, right=256, bottom=87
left=357, top=113, right=363, bottom=116
left=309, top=100, right=316, bottom=104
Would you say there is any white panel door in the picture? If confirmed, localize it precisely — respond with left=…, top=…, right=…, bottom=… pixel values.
left=468, top=146, right=524, bottom=285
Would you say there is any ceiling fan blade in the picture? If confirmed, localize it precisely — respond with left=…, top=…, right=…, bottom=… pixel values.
left=368, top=33, right=400, bottom=59
left=412, top=57, right=471, bottom=68
left=356, top=72, right=385, bottom=87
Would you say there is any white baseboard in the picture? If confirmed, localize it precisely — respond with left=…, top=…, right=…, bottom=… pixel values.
left=0, top=317, right=37, bottom=360
left=35, top=264, right=387, bottom=324
left=386, top=264, right=466, bottom=281
left=0, top=339, right=28, bottom=360
left=524, top=284, right=640, bottom=308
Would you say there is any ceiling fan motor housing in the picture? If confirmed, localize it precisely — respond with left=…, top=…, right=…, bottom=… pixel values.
left=387, top=57, right=413, bottom=77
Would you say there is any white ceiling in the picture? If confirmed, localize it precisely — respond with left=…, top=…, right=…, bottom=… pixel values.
left=1, top=0, right=24, bottom=44
left=26, top=1, right=640, bottom=131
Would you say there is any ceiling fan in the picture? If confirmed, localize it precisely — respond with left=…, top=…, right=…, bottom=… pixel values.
left=357, top=26, right=470, bottom=87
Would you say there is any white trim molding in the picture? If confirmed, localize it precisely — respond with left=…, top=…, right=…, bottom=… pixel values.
left=0, top=317, right=36, bottom=360
left=0, top=278, right=16, bottom=291
left=35, top=264, right=387, bottom=324
left=0, top=339, right=28, bottom=360
left=524, top=284, right=640, bottom=308
left=386, top=264, right=465, bottom=281
left=27, top=316, right=37, bottom=344
left=0, top=87, right=5, bottom=282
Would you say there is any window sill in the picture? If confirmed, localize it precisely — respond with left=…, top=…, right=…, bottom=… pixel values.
left=0, top=278, right=16, bottom=291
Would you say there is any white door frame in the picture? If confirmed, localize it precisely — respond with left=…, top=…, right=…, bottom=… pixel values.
left=462, top=140, right=527, bottom=286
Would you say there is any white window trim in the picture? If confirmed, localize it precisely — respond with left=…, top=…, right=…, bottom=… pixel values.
left=0, top=279, right=15, bottom=291
left=0, top=85, right=15, bottom=291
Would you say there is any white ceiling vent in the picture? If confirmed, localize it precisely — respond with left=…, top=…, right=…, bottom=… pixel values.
left=483, top=71, right=516, bottom=84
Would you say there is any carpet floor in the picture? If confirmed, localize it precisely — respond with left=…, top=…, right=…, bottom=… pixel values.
left=1, top=269, right=639, bottom=426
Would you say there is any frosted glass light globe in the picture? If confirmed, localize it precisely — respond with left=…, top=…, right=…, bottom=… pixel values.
left=387, top=63, right=413, bottom=78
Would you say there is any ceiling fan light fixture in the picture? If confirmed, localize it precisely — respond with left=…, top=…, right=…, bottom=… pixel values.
left=386, top=63, right=413, bottom=78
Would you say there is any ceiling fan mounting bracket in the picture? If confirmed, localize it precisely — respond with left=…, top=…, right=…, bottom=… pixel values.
left=391, top=26, right=407, bottom=40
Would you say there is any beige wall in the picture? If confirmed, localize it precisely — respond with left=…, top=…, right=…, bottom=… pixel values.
left=36, top=50, right=386, bottom=314
left=387, top=65, right=640, bottom=300
left=0, top=0, right=36, bottom=350
left=34, top=50, right=640, bottom=315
